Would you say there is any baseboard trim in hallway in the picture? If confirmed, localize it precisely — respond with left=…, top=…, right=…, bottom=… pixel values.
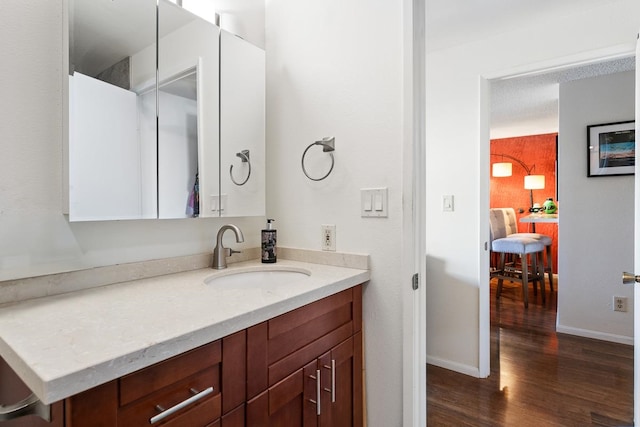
left=556, top=324, right=633, bottom=346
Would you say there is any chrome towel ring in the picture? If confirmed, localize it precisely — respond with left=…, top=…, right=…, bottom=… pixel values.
left=301, top=137, right=335, bottom=181
left=230, top=150, right=251, bottom=186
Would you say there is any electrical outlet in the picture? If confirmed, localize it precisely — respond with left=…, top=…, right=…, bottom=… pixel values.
left=321, top=224, right=336, bottom=251
left=613, top=296, right=628, bottom=312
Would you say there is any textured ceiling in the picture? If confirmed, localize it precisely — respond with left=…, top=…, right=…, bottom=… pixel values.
left=490, top=57, right=636, bottom=139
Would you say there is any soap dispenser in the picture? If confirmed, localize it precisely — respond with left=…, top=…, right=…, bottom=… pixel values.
left=261, top=219, right=277, bottom=263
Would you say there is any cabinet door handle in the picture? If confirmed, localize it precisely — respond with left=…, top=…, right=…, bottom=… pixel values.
left=149, top=386, right=214, bottom=424
left=307, top=370, right=321, bottom=416
left=323, top=360, right=336, bottom=403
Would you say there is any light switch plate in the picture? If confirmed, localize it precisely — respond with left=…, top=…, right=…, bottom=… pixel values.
left=361, top=188, right=388, bottom=217
left=443, top=195, right=454, bottom=212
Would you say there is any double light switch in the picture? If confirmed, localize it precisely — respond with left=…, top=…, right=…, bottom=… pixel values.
left=361, top=188, right=388, bottom=217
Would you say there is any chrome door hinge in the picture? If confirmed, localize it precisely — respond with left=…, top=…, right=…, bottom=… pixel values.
left=412, top=273, right=419, bottom=290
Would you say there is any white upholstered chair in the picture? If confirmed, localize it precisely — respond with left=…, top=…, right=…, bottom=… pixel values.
left=489, top=207, right=554, bottom=289
left=490, top=208, right=546, bottom=308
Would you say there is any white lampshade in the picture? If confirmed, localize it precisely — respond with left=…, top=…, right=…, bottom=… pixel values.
left=492, top=162, right=512, bottom=177
left=524, top=174, right=545, bottom=190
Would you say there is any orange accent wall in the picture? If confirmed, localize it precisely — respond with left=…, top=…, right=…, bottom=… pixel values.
left=490, top=133, right=558, bottom=274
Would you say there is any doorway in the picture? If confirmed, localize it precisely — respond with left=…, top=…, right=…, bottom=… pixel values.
left=480, top=56, right=636, bottom=420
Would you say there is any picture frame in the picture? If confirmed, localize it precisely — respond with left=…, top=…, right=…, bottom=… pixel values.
left=587, top=120, right=635, bottom=177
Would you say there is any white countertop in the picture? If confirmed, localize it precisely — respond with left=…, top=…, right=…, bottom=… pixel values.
left=0, top=258, right=369, bottom=404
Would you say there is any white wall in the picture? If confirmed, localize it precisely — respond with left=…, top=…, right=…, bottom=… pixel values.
left=0, top=1, right=263, bottom=281
left=265, top=1, right=404, bottom=424
left=557, top=71, right=635, bottom=343
left=426, top=0, right=640, bottom=375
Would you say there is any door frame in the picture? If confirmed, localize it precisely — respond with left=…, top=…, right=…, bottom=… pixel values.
left=479, top=43, right=636, bottom=380
left=402, top=0, right=426, bottom=425
left=633, top=33, right=639, bottom=424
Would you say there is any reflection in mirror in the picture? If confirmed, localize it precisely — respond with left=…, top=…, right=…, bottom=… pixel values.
left=158, top=66, right=199, bottom=218
left=220, top=30, right=265, bottom=217
left=158, top=0, right=220, bottom=219
left=68, top=0, right=157, bottom=221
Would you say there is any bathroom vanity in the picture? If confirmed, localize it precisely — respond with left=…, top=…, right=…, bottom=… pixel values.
left=0, top=253, right=368, bottom=426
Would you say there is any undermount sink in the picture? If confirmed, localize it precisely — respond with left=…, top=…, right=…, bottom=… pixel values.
left=204, top=267, right=311, bottom=289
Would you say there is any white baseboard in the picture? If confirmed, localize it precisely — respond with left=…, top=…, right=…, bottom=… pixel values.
left=426, top=355, right=481, bottom=378
left=556, top=324, right=633, bottom=346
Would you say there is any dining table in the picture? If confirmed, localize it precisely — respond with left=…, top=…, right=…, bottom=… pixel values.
left=519, top=213, right=558, bottom=231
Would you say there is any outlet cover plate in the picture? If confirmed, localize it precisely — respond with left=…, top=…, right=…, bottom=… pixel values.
left=614, top=296, right=628, bottom=312
left=321, top=224, right=336, bottom=251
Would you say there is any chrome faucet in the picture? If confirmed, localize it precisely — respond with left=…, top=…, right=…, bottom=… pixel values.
left=212, top=224, right=245, bottom=269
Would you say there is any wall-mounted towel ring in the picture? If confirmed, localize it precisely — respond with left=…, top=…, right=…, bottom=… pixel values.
left=230, top=149, right=251, bottom=186
left=301, top=137, right=335, bottom=181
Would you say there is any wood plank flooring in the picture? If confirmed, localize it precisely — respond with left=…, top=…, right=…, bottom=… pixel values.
left=427, top=279, right=633, bottom=426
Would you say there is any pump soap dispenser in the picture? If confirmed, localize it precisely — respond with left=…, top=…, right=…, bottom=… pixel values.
left=262, top=219, right=277, bottom=263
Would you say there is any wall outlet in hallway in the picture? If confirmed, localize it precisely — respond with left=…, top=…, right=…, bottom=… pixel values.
left=613, top=296, right=628, bottom=312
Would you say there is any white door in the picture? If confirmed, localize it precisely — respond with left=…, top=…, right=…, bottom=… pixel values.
left=633, top=33, right=640, bottom=424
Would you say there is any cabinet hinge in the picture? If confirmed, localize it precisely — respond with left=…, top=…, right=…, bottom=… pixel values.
left=412, top=273, right=419, bottom=290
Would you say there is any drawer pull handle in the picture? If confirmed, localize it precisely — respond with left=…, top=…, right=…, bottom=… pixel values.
left=0, top=393, right=50, bottom=422
left=149, top=386, right=214, bottom=424
left=323, top=359, right=336, bottom=403
left=307, top=370, right=321, bottom=415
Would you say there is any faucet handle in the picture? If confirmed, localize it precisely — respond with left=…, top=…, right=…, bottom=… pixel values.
left=229, top=249, right=242, bottom=256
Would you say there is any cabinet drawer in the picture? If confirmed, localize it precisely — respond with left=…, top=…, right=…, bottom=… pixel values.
left=119, top=368, right=221, bottom=426
left=120, top=340, right=222, bottom=406
left=268, top=289, right=353, bottom=361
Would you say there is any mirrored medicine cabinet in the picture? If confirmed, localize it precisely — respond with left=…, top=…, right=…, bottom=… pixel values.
left=67, top=0, right=265, bottom=221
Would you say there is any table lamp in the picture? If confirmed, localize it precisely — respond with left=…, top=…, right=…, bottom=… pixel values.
left=524, top=174, right=545, bottom=211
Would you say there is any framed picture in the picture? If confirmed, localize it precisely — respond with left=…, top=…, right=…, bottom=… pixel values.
left=587, top=120, right=635, bottom=177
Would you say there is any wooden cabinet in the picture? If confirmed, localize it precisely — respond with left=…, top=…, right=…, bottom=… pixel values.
left=246, top=285, right=363, bottom=426
left=1, top=286, right=362, bottom=427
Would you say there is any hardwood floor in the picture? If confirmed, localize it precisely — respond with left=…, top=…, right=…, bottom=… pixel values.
left=427, top=279, right=634, bottom=426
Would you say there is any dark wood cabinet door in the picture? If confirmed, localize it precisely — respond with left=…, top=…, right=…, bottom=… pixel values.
left=221, top=403, right=244, bottom=427
left=222, top=331, right=246, bottom=414
left=247, top=360, right=319, bottom=427
left=327, top=337, right=355, bottom=427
